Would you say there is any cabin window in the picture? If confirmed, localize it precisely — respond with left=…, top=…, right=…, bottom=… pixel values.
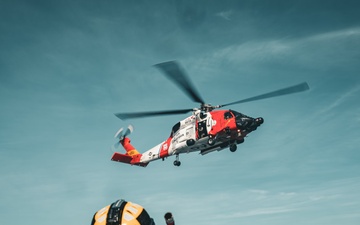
left=170, top=122, right=180, bottom=137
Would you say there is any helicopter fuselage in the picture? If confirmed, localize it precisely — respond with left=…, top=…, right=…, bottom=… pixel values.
left=137, top=109, right=263, bottom=165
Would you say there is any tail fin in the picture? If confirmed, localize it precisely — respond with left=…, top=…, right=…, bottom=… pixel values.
left=111, top=137, right=148, bottom=167
left=120, top=137, right=140, bottom=156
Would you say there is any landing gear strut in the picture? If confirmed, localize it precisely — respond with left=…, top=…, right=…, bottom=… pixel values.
left=173, top=154, right=181, bottom=167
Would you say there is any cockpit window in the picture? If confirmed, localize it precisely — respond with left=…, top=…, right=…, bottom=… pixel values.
left=230, top=110, right=247, bottom=119
left=224, top=111, right=233, bottom=119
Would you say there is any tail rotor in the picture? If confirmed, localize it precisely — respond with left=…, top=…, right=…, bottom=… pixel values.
left=112, top=125, right=134, bottom=150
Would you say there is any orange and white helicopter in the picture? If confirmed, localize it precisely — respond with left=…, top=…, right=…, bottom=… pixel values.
left=111, top=61, right=309, bottom=167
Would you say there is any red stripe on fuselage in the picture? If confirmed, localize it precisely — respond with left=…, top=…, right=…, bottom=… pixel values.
left=159, top=137, right=172, bottom=158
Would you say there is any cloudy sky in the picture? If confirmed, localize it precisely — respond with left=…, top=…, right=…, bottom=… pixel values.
left=1, top=0, right=360, bottom=224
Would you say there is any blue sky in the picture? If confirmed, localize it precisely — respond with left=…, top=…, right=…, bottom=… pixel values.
left=1, top=0, right=360, bottom=224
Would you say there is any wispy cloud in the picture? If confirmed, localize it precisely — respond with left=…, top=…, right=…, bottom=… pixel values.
left=200, top=26, right=360, bottom=70
left=215, top=10, right=233, bottom=21
left=316, top=84, right=360, bottom=115
left=136, top=176, right=360, bottom=224
left=308, top=27, right=360, bottom=41
left=220, top=206, right=297, bottom=218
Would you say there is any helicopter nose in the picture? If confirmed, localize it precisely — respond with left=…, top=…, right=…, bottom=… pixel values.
left=255, top=117, right=264, bottom=125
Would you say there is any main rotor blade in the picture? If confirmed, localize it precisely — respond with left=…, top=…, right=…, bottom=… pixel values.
left=221, top=82, right=310, bottom=107
left=154, top=61, right=205, bottom=104
left=114, top=109, right=193, bottom=120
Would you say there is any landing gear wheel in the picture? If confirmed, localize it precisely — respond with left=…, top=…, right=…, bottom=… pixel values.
left=229, top=144, right=237, bottom=152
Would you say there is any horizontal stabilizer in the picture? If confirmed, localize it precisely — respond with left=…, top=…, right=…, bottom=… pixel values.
left=111, top=152, right=148, bottom=167
left=111, top=152, right=132, bottom=164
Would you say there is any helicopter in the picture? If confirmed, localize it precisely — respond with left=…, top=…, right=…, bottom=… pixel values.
left=111, top=61, right=309, bottom=167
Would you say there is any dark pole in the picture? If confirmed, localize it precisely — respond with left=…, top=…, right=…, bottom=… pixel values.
left=164, top=212, right=175, bottom=225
